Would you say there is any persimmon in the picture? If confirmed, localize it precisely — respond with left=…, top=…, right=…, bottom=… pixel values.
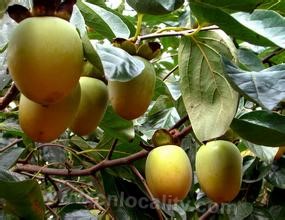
left=8, top=16, right=83, bottom=104
left=196, top=140, right=242, bottom=203
left=145, top=145, right=192, bottom=203
left=108, top=56, right=156, bottom=120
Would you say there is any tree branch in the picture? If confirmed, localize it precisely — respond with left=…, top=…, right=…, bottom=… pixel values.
left=0, top=83, right=19, bottom=110
left=130, top=165, right=164, bottom=220
left=262, top=47, right=284, bottom=64
left=15, top=149, right=148, bottom=176
left=169, top=115, right=189, bottom=130
left=199, top=203, right=220, bottom=220
left=0, top=138, right=22, bottom=153
left=55, top=178, right=105, bottom=212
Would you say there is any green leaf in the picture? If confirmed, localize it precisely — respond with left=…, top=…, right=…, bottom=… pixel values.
left=242, top=158, right=271, bottom=184
left=190, top=2, right=276, bottom=47
left=139, top=107, right=180, bottom=139
left=259, top=1, right=285, bottom=16
left=0, top=168, right=21, bottom=182
left=59, top=204, right=97, bottom=220
left=99, top=106, right=135, bottom=142
left=101, top=171, right=157, bottom=220
left=237, top=48, right=264, bottom=71
left=248, top=206, right=273, bottom=219
left=70, top=5, right=87, bottom=37
left=126, top=0, right=184, bottom=15
left=267, top=159, right=285, bottom=189
left=77, top=0, right=130, bottom=40
left=178, top=30, right=238, bottom=141
left=153, top=78, right=172, bottom=100
left=0, top=169, right=45, bottom=220
left=82, top=34, right=105, bottom=77
left=99, top=6, right=136, bottom=37
left=222, top=202, right=253, bottom=220
left=243, top=141, right=279, bottom=163
left=95, top=44, right=145, bottom=82
left=231, top=110, right=285, bottom=146
left=0, top=147, right=24, bottom=169
left=269, top=205, right=285, bottom=220
left=191, top=0, right=263, bottom=12
left=232, top=10, right=285, bottom=48
left=223, top=58, right=285, bottom=110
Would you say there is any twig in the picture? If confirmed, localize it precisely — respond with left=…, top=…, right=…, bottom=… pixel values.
left=0, top=138, right=22, bottom=153
left=262, top=47, right=284, bottom=64
left=45, top=175, right=62, bottom=208
left=129, top=165, right=164, bottom=220
left=136, top=25, right=219, bottom=44
left=162, top=65, right=178, bottom=81
left=199, top=203, right=220, bottom=220
left=55, top=178, right=105, bottom=212
left=169, top=115, right=189, bottom=130
left=0, top=83, right=19, bottom=110
left=172, top=125, right=192, bottom=140
left=15, top=149, right=149, bottom=176
left=106, top=139, right=118, bottom=160
left=45, top=204, right=60, bottom=220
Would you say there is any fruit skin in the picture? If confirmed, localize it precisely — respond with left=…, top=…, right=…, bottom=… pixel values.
left=19, top=85, right=81, bottom=143
left=145, top=145, right=192, bottom=204
left=69, top=77, right=108, bottom=136
left=108, top=56, right=156, bottom=120
left=195, top=140, right=242, bottom=203
left=7, top=16, right=83, bottom=105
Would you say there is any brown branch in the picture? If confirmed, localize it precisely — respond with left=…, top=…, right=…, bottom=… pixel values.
left=15, top=149, right=148, bottom=176
left=55, top=178, right=105, bottom=212
left=199, top=203, right=220, bottom=220
left=106, top=139, right=118, bottom=160
left=169, top=115, right=189, bottom=130
left=173, top=125, right=192, bottom=140
left=0, top=83, right=19, bottom=110
left=0, top=138, right=22, bottom=153
left=129, top=165, right=164, bottom=220
left=45, top=175, right=62, bottom=208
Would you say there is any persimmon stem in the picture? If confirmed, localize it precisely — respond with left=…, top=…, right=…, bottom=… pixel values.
left=136, top=25, right=218, bottom=44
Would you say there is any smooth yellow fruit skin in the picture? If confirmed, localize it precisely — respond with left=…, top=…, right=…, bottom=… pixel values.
left=69, top=77, right=108, bottom=136
left=145, top=145, right=192, bottom=204
left=108, top=56, right=156, bottom=120
left=195, top=140, right=242, bottom=203
left=8, top=17, right=83, bottom=105
left=19, top=85, right=81, bottom=142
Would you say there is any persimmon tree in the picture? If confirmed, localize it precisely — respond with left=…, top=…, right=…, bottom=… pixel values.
left=0, top=0, right=285, bottom=219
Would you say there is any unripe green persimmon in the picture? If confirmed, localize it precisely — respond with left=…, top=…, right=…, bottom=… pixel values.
left=19, top=85, right=81, bottom=142
left=196, top=140, right=242, bottom=203
left=145, top=145, right=192, bottom=204
left=7, top=16, right=83, bottom=105
left=69, top=77, right=108, bottom=136
left=108, top=56, right=156, bottom=120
